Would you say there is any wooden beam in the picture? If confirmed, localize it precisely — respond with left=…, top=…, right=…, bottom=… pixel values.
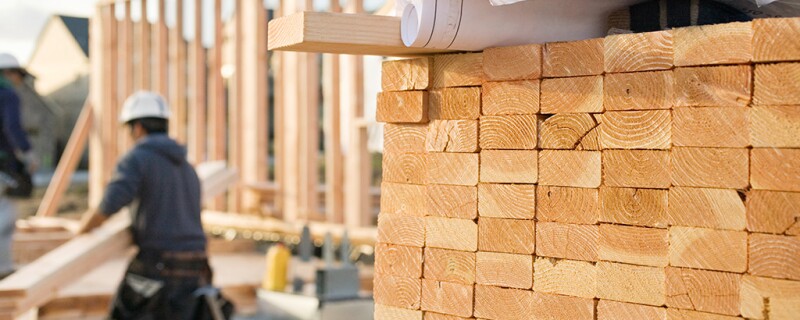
left=267, top=12, right=452, bottom=56
left=138, top=0, right=151, bottom=90
left=323, top=0, right=344, bottom=223
left=228, top=0, right=244, bottom=213
left=208, top=0, right=225, bottom=162
left=169, top=0, right=188, bottom=144
left=189, top=0, right=207, bottom=164
left=154, top=0, right=169, bottom=97
left=120, top=0, right=134, bottom=154
left=89, top=5, right=114, bottom=207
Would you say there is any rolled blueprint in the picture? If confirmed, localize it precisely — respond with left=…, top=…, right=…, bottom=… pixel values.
left=398, top=0, right=647, bottom=51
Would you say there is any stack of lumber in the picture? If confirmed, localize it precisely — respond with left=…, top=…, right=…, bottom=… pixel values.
left=374, top=17, right=800, bottom=320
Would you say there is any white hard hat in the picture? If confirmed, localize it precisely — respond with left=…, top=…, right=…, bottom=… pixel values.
left=119, top=91, right=171, bottom=123
left=0, top=53, right=21, bottom=69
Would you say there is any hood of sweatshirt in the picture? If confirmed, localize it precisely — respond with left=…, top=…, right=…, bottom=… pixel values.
left=137, top=134, right=187, bottom=165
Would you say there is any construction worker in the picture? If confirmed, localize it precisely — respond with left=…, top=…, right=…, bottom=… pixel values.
left=0, top=53, right=36, bottom=279
left=77, top=91, right=216, bottom=319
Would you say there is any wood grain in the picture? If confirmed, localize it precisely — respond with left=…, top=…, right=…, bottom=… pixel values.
left=384, top=124, right=427, bottom=154
left=753, top=17, right=800, bottom=62
left=597, top=261, right=666, bottom=306
left=377, top=91, right=429, bottom=123
left=751, top=148, right=800, bottom=192
left=425, top=120, right=479, bottom=153
left=577, top=126, right=601, bottom=151
left=603, top=150, right=671, bottom=188
left=429, top=87, right=481, bottom=120
left=479, top=150, right=538, bottom=184
left=543, top=38, right=603, bottom=77
left=420, top=279, right=473, bottom=318
left=529, top=291, right=595, bottom=320
left=533, top=257, right=596, bottom=298
left=374, top=303, right=423, bottom=320
left=425, top=217, right=477, bottom=252
left=597, top=300, right=666, bottom=320
left=599, top=224, right=668, bottom=267
left=605, top=30, right=673, bottom=73
left=426, top=185, right=477, bottom=220
left=535, top=222, right=599, bottom=262
left=600, top=187, right=668, bottom=228
left=479, top=115, right=539, bottom=150
left=423, top=247, right=475, bottom=285
left=672, top=107, right=750, bottom=147
left=482, top=80, right=539, bottom=115
left=539, top=113, right=598, bottom=150
left=540, top=76, right=603, bottom=114
left=422, top=312, right=470, bottom=320
left=432, top=53, right=484, bottom=88
left=674, top=22, right=753, bottom=66
left=669, top=226, right=747, bottom=273
left=751, top=106, right=800, bottom=148
left=476, top=252, right=533, bottom=289
left=670, top=147, right=749, bottom=189
left=478, top=217, right=535, bottom=254
left=747, top=190, right=800, bottom=234
left=665, top=267, right=741, bottom=316
left=382, top=57, right=431, bottom=91
left=375, top=243, right=423, bottom=278
left=473, top=285, right=532, bottom=320
left=741, top=275, right=800, bottom=319
left=478, top=184, right=536, bottom=219
left=374, top=274, right=421, bottom=310
left=537, top=186, right=599, bottom=225
left=381, top=182, right=426, bottom=217
left=668, top=187, right=746, bottom=230
left=426, top=153, right=479, bottom=186
left=483, top=44, right=542, bottom=81
left=665, top=309, right=741, bottom=320
left=754, top=63, right=800, bottom=106
left=749, top=233, right=800, bottom=281
left=383, top=153, right=426, bottom=185
left=539, top=150, right=602, bottom=188
left=674, top=65, right=751, bottom=107
left=604, top=71, right=673, bottom=111
left=377, top=213, right=425, bottom=247
left=599, top=110, right=671, bottom=149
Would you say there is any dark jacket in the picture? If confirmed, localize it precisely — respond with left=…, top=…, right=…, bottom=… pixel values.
left=99, top=133, right=206, bottom=252
left=0, top=86, right=31, bottom=156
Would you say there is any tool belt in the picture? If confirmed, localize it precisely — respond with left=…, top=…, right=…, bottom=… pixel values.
left=130, top=249, right=211, bottom=281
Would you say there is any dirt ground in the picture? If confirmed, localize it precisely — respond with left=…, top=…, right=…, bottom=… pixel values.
left=14, top=184, right=90, bottom=220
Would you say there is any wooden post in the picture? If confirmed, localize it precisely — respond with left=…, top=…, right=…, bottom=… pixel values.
left=298, top=0, right=320, bottom=221
left=323, top=0, right=344, bottom=223
left=154, top=0, right=169, bottom=97
left=188, top=0, right=207, bottom=164
left=138, top=0, right=151, bottom=90
left=170, top=0, right=188, bottom=144
left=228, top=1, right=244, bottom=213
left=280, top=0, right=301, bottom=222
left=120, top=1, right=134, bottom=154
left=89, top=4, right=113, bottom=207
left=206, top=0, right=225, bottom=210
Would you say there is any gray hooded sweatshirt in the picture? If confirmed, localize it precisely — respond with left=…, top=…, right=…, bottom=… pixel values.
left=99, top=134, right=206, bottom=252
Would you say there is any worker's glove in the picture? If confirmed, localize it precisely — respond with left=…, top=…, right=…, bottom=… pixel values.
left=21, top=151, right=39, bottom=174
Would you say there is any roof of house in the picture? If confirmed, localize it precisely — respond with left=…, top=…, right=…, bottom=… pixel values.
left=58, top=16, right=89, bottom=57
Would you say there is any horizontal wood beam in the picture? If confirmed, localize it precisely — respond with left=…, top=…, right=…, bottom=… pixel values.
left=268, top=11, right=456, bottom=57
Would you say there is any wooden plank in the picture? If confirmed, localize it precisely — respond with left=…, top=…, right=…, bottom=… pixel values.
left=529, top=291, right=595, bottom=320
left=538, top=150, right=601, bottom=188
left=382, top=153, right=426, bottom=185
left=532, top=257, right=596, bottom=298
left=479, top=150, right=538, bottom=184
left=483, top=44, right=541, bottom=81
left=153, top=0, right=169, bottom=97
left=578, top=126, right=601, bottom=151
left=535, top=222, right=598, bottom=262
left=740, top=275, right=800, bottom=319
left=429, top=87, right=481, bottom=120
left=597, top=261, right=666, bottom=306
left=425, top=185, right=477, bottom=220
left=267, top=12, right=451, bottom=56
left=477, top=217, right=535, bottom=254
left=668, top=187, right=746, bottom=230
left=479, top=115, right=538, bottom=150
left=754, top=63, right=800, bottom=106
left=543, top=38, right=603, bottom=77
left=425, top=153, right=478, bottom=186
left=536, top=186, right=598, bottom=224
left=473, top=285, right=532, bottom=320
left=423, top=248, right=475, bottom=285
left=751, top=106, right=800, bottom=148
left=382, top=57, right=432, bottom=91
left=188, top=0, right=207, bottom=164
left=749, top=233, right=800, bottom=281
left=602, top=150, right=670, bottom=188
left=384, top=124, right=427, bottom=154
left=425, top=120, right=479, bottom=153
left=604, top=70, right=673, bottom=111
left=674, top=65, right=752, bottom=107
left=604, top=30, right=673, bottom=73
left=600, top=187, right=668, bottom=228
left=323, top=42, right=344, bottom=221
left=597, top=300, right=666, bottom=320
left=539, top=113, right=598, bottom=150
left=169, top=0, right=187, bottom=144
left=751, top=148, right=800, bottom=192
left=753, top=17, right=800, bottom=62
left=373, top=274, right=421, bottom=310
left=425, top=217, right=477, bottom=252
left=208, top=0, right=226, bottom=163
left=476, top=252, right=532, bottom=289
left=599, top=110, right=671, bottom=149
left=88, top=5, right=109, bottom=207
left=420, top=279, right=473, bottom=318
left=422, top=313, right=470, bottom=320
left=665, top=309, right=742, bottom=320
left=674, top=22, right=753, bottom=66
left=672, top=106, right=750, bottom=148
left=381, top=182, right=426, bottom=217
left=540, top=76, right=603, bottom=114
left=138, top=0, right=151, bottom=90
left=599, top=224, right=668, bottom=267
left=666, top=267, right=741, bottom=316
left=669, top=226, right=747, bottom=273
left=747, top=190, right=800, bottom=234
left=432, top=53, right=484, bottom=88
left=374, top=243, right=423, bottom=278
left=374, top=304, right=422, bottom=320
left=481, top=80, right=539, bottom=115
left=377, top=91, right=429, bottom=123
left=671, top=147, right=749, bottom=189
left=477, top=184, right=536, bottom=219
left=377, top=213, right=425, bottom=247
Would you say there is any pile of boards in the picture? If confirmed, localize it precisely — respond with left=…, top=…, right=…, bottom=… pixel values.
left=373, top=17, right=800, bottom=320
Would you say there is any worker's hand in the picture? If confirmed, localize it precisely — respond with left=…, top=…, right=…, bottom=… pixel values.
left=76, top=208, right=108, bottom=235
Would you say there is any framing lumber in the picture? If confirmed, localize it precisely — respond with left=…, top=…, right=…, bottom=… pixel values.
left=423, top=312, right=470, bottom=320
left=380, top=182, right=426, bottom=217
left=741, top=275, right=800, bottom=319
left=748, top=233, right=800, bottom=281
left=597, top=300, right=666, bottom=320
left=377, top=91, right=429, bottom=123
left=604, top=30, right=673, bottom=73
left=479, top=150, right=538, bottom=184
left=483, top=44, right=542, bottom=81
left=600, top=187, right=668, bottom=228
left=208, top=0, right=226, bottom=164
left=188, top=0, right=207, bottom=165
left=674, top=65, right=752, bottom=107
left=169, top=0, right=188, bottom=144
left=669, top=226, right=747, bottom=273
left=598, top=224, right=669, bottom=267
left=88, top=5, right=109, bottom=207
left=673, top=22, right=753, bottom=66
left=477, top=184, right=536, bottom=219
left=539, top=113, right=598, bottom=150
left=384, top=124, right=427, bottom=154
left=424, top=217, right=477, bottom=252
left=540, top=76, right=603, bottom=114
left=666, top=309, right=742, bottom=320
left=423, top=248, right=475, bottom=285
left=323, top=52, right=344, bottom=223
left=478, top=217, right=535, bottom=254
left=381, top=57, right=431, bottom=91
left=479, top=115, right=539, bottom=150
left=672, top=106, right=750, bottom=148
left=432, top=53, right=484, bottom=88
left=533, top=257, right=597, bottom=299
left=598, top=110, right=671, bottom=149
left=138, top=0, right=151, bottom=90
left=425, top=120, right=479, bottom=153
left=529, top=292, right=595, bottom=320
left=476, top=252, right=533, bottom=289
left=751, top=148, right=800, bottom=192
left=420, top=279, right=473, bottom=318
left=382, top=152, right=427, bottom=185
left=429, top=87, right=481, bottom=120
left=668, top=187, right=746, bottom=230
left=538, top=150, right=601, bottom=188
left=536, top=186, right=599, bottom=225
left=154, top=0, right=168, bottom=97
left=597, top=261, right=666, bottom=306
left=374, top=243, right=423, bottom=279
left=377, top=213, right=424, bottom=247
left=754, top=62, right=800, bottom=106
left=543, top=38, right=603, bottom=77
left=473, top=285, right=532, bottom=319
left=747, top=190, right=800, bottom=234
left=602, top=150, right=671, bottom=188
left=120, top=1, right=133, bottom=156
left=671, top=147, right=749, bottom=189
left=425, top=153, right=479, bottom=186
left=425, top=185, right=477, bottom=220
left=374, top=304, right=422, bottom=320
left=753, top=17, right=800, bottom=62
left=751, top=106, right=800, bottom=148
left=665, top=267, right=741, bottom=316
left=535, top=222, right=599, bottom=262
left=373, top=274, right=421, bottom=310
left=481, top=80, right=539, bottom=115
left=267, top=12, right=452, bottom=56
left=604, top=70, right=673, bottom=111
